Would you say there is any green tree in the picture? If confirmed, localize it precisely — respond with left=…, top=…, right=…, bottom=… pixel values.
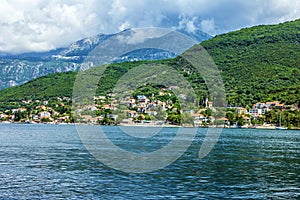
left=236, top=115, right=245, bottom=126
left=154, top=106, right=166, bottom=121
left=167, top=114, right=181, bottom=125
left=226, top=111, right=236, bottom=125
left=182, top=112, right=194, bottom=125
left=14, top=110, right=23, bottom=122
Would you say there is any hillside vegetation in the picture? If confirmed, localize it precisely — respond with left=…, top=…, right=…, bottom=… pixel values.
left=0, top=19, right=299, bottom=107
left=0, top=72, right=76, bottom=101
left=201, top=19, right=300, bottom=106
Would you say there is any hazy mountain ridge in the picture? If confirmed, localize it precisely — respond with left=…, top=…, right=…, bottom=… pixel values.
left=0, top=59, right=81, bottom=89
left=53, top=33, right=114, bottom=62
left=0, top=28, right=211, bottom=90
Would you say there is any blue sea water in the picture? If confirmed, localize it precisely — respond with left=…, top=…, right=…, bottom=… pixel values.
left=0, top=124, right=299, bottom=199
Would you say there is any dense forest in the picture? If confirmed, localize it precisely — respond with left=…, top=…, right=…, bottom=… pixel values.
left=201, top=19, right=300, bottom=106
left=0, top=19, right=299, bottom=108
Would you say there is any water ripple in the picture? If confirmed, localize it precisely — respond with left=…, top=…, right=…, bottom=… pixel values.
left=0, top=124, right=299, bottom=199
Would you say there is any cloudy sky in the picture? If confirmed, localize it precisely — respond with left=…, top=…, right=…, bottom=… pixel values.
left=0, top=0, right=299, bottom=54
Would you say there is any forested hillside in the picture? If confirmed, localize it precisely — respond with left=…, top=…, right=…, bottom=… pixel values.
left=201, top=19, right=300, bottom=106
left=0, top=19, right=299, bottom=107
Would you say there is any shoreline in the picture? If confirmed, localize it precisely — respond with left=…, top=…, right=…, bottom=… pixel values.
left=1, top=121, right=299, bottom=130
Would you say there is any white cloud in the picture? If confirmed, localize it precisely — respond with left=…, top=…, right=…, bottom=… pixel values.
left=0, top=0, right=101, bottom=54
left=118, top=21, right=132, bottom=31
left=116, top=28, right=169, bottom=45
left=200, top=19, right=216, bottom=36
left=0, top=0, right=299, bottom=54
left=178, top=15, right=198, bottom=33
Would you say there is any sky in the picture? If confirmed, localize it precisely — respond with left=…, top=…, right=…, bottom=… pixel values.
left=0, top=0, right=299, bottom=54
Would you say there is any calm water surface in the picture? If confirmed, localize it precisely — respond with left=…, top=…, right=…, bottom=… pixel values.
left=0, top=124, right=299, bottom=199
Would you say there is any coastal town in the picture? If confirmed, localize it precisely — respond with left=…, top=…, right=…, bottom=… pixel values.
left=1, top=86, right=299, bottom=129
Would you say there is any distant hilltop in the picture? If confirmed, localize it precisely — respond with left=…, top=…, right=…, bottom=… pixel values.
left=0, top=28, right=211, bottom=90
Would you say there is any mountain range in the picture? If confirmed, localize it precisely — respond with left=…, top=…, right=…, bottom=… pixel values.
left=0, top=19, right=299, bottom=107
left=0, top=28, right=211, bottom=89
